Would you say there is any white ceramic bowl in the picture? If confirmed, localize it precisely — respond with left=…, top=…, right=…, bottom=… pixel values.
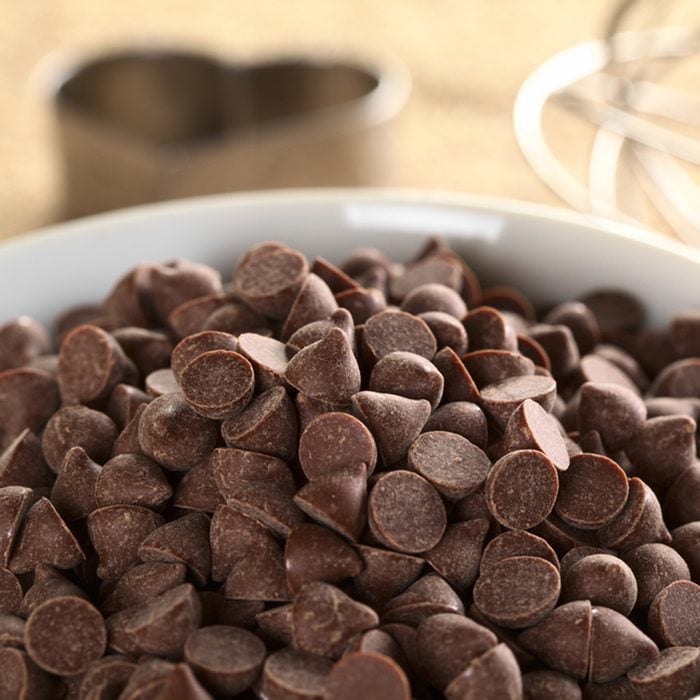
left=1, top=189, right=699, bottom=326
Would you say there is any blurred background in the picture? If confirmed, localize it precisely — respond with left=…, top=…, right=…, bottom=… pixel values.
left=1, top=0, right=699, bottom=241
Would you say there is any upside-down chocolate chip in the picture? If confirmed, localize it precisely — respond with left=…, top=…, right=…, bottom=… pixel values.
left=233, top=248, right=309, bottom=320
left=473, top=556, right=561, bottom=629
left=138, top=393, right=218, bottom=472
left=555, top=453, right=628, bottom=530
left=263, top=647, right=333, bottom=700
left=647, top=580, right=700, bottom=647
left=185, top=625, right=266, bottom=696
left=324, top=651, right=411, bottom=700
left=408, top=431, right=490, bottom=500
left=299, top=412, right=377, bottom=480
left=480, top=374, right=557, bottom=430
left=285, top=523, right=363, bottom=594
left=480, top=530, right=559, bottom=573
left=485, top=450, right=559, bottom=530
left=25, top=596, right=106, bottom=676
left=628, top=646, right=700, bottom=700
left=368, top=470, right=446, bottom=553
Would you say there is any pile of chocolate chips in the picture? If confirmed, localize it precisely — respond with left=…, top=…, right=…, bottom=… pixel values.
left=0, top=238, right=699, bottom=700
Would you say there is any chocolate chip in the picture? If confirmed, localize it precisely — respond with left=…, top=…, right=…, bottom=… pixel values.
left=171, top=330, right=239, bottom=381
left=578, top=382, right=646, bottom=452
left=352, top=545, right=424, bottom=608
left=107, top=383, right=150, bottom=429
left=213, top=447, right=295, bottom=501
left=0, top=568, right=22, bottom=616
left=285, top=523, right=363, bottom=594
left=589, top=606, right=658, bottom=683
left=0, top=648, right=59, bottom=699
left=628, top=646, right=700, bottom=700
left=598, top=477, right=669, bottom=551
left=623, top=543, right=690, bottom=608
left=485, top=450, right=559, bottom=530
left=422, top=404, right=485, bottom=450
left=223, top=537, right=291, bottom=602
left=522, top=670, right=582, bottom=700
left=432, top=347, right=480, bottom=403
left=238, top=332, right=289, bottom=390
left=78, top=655, right=136, bottom=700
left=561, top=554, right=637, bottom=615
left=0, top=317, right=50, bottom=372
left=480, top=530, right=559, bottom=573
left=281, top=273, right=338, bottom=341
left=671, top=522, right=700, bottom=582
left=526, top=324, right=580, bottom=381
left=336, top=287, right=388, bottom=325
left=8, top=497, right=85, bottom=574
left=369, top=351, right=444, bottom=409
left=352, top=392, right=431, bottom=466
left=310, top=257, right=360, bottom=294
left=517, top=334, right=551, bottom=371
left=42, top=405, right=117, bottom=472
left=25, top=596, right=106, bottom=676
left=88, top=505, right=164, bottom=581
left=112, top=326, right=173, bottom=377
left=544, top=300, right=600, bottom=355
left=502, top=399, right=570, bottom=471
left=555, top=453, right=628, bottom=529
left=118, top=657, right=175, bottom=700
left=480, top=374, right=557, bottom=429
left=481, top=286, right=535, bottom=321
left=576, top=354, right=641, bottom=393
left=324, top=651, right=411, bottom=700
left=400, top=283, right=467, bottom=320
left=185, top=625, right=266, bottom=696
left=222, top=386, right=299, bottom=462
left=423, top=520, right=489, bottom=591
left=292, top=582, right=378, bottom=659
left=111, top=403, right=146, bottom=458
left=664, top=462, right=700, bottom=528
left=262, top=647, right=333, bottom=700
left=299, top=412, right=376, bottom=480
left=101, top=561, right=188, bottom=614
left=417, top=311, right=468, bottom=354
left=463, top=349, right=535, bottom=388
left=256, top=604, right=294, bottom=646
left=138, top=393, right=218, bottom=472
left=145, top=367, right=180, bottom=397
left=579, top=289, right=644, bottom=333
left=362, top=311, right=437, bottom=364
left=444, top=643, right=522, bottom=700
left=107, top=583, right=202, bottom=658
left=227, top=480, right=304, bottom=538
left=671, top=308, right=700, bottom=358
left=0, top=613, right=25, bottom=649
left=416, top=613, right=497, bottom=689
left=203, top=299, right=269, bottom=335
left=381, top=574, right=464, bottom=625
left=200, top=593, right=263, bottom=629
left=0, top=429, right=54, bottom=489
left=0, top=368, right=60, bottom=452
left=173, top=453, right=224, bottom=513
left=368, top=470, right=446, bottom=553
left=138, top=512, right=211, bottom=586
left=167, top=293, right=229, bottom=338
left=647, top=580, right=700, bottom=646
left=473, top=556, right=560, bottom=629
left=48, top=446, right=100, bottom=522
left=464, top=306, right=517, bottom=352
left=390, top=258, right=461, bottom=301
left=181, top=350, right=255, bottom=420
left=408, top=431, right=490, bottom=500
left=594, top=343, right=650, bottom=391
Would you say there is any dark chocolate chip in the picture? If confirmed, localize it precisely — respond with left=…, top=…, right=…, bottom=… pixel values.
left=432, top=347, right=480, bottom=403
left=0, top=430, right=54, bottom=489
left=544, top=300, right=601, bottom=355
left=335, top=287, right=388, bottom=325
left=444, top=643, right=522, bottom=700
left=112, top=326, right=173, bottom=377
left=671, top=521, right=700, bottom=582
left=370, top=351, right=444, bottom=409
left=262, top=647, right=333, bottom=700
left=238, top=332, right=289, bottom=390
left=417, top=311, right=468, bottom=355
left=0, top=568, right=22, bottom=616
left=463, top=306, right=517, bottom=352
left=485, top=450, right=559, bottom=530
left=0, top=648, right=59, bottom=699
left=49, top=446, right=101, bottom=522
left=256, top=604, right=294, bottom=646
left=227, top=480, right=304, bottom=538
left=310, top=257, right=360, bottom=294
left=223, top=537, right=291, bottom=602
left=623, top=543, right=690, bottom=608
left=523, top=670, right=582, bottom=700
left=362, top=310, right=437, bottom=364
left=0, top=317, right=51, bottom=372
left=381, top=574, right=464, bottom=625
left=281, top=273, right=338, bottom=341
left=480, top=374, right=557, bottom=430
left=555, top=453, right=628, bottom=530
left=627, top=646, right=700, bottom=700
left=647, top=580, right=700, bottom=647
left=173, top=453, right=225, bottom=513
left=526, top=324, right=580, bottom=380
left=145, top=367, right=180, bottom=397
left=579, top=289, right=644, bottom=333
left=107, top=383, right=151, bottom=429
left=480, top=530, right=559, bottom=573
left=78, top=655, right=136, bottom=700
left=167, top=293, right=229, bottom=338
left=213, top=447, right=295, bottom=501
left=664, top=462, right=700, bottom=528
left=171, top=330, right=239, bottom=381
left=324, top=651, right=411, bottom=700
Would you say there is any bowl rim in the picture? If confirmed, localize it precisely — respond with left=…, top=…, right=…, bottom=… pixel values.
left=3, top=187, right=700, bottom=267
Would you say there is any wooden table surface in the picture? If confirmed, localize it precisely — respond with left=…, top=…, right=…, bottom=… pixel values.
left=0, top=1, right=628, bottom=239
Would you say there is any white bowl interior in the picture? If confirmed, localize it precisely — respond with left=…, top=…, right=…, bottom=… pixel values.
left=1, top=190, right=698, bottom=328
